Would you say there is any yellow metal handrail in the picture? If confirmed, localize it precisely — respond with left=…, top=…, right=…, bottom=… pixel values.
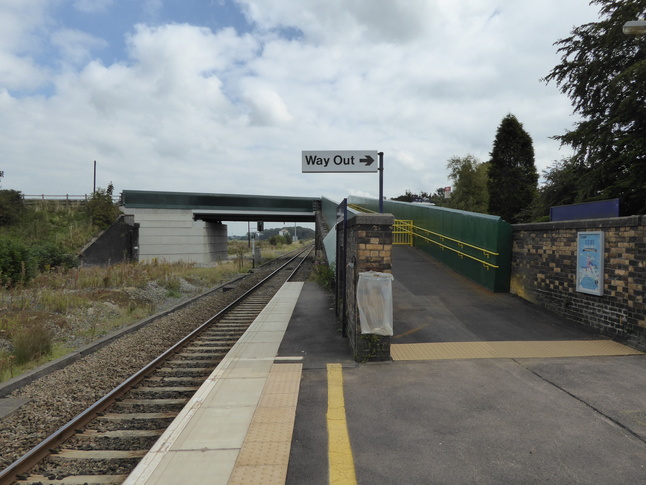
left=393, top=220, right=413, bottom=246
left=412, top=225, right=499, bottom=257
left=348, top=204, right=376, bottom=213
left=344, top=204, right=497, bottom=268
left=411, top=225, right=499, bottom=269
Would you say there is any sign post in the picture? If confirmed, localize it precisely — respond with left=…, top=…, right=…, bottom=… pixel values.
left=302, top=150, right=384, bottom=212
left=378, top=152, right=384, bottom=213
left=302, top=150, right=379, bottom=173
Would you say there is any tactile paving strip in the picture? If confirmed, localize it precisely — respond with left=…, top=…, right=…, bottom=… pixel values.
left=391, top=340, right=644, bottom=361
left=228, top=363, right=302, bottom=485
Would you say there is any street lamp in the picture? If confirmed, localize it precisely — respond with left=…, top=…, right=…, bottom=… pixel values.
left=623, top=20, right=646, bottom=35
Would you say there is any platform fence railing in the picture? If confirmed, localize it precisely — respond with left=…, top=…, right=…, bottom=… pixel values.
left=348, top=203, right=498, bottom=268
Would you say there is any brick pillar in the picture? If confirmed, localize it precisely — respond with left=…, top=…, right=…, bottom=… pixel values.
left=344, top=213, right=394, bottom=362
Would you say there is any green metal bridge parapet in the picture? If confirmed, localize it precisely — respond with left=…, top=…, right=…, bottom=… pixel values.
left=121, top=190, right=320, bottom=222
left=348, top=196, right=512, bottom=293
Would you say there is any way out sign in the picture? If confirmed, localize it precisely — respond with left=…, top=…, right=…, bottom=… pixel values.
left=302, top=150, right=379, bottom=173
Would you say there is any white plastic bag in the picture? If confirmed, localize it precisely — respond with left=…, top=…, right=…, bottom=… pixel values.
left=357, top=271, right=394, bottom=336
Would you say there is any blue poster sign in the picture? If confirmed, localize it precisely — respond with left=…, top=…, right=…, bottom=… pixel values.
left=576, top=231, right=604, bottom=296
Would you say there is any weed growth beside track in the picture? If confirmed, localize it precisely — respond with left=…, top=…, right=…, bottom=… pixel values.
left=0, top=241, right=309, bottom=382
left=0, top=196, right=314, bottom=381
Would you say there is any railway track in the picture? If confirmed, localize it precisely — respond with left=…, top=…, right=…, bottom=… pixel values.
left=1, top=246, right=313, bottom=485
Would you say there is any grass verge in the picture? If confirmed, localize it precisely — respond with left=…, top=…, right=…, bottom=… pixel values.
left=0, top=241, right=309, bottom=382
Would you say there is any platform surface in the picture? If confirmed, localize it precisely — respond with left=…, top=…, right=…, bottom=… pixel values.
left=282, top=246, right=646, bottom=484
left=125, top=246, right=646, bottom=484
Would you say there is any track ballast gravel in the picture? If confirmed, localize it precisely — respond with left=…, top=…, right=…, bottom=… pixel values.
left=0, top=255, right=314, bottom=469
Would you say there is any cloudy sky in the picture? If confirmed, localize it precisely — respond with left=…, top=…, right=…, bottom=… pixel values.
left=2, top=0, right=602, bottom=211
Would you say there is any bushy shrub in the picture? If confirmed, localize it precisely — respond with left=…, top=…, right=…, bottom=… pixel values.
left=0, top=190, right=25, bottom=226
left=86, top=183, right=120, bottom=229
left=32, top=242, right=78, bottom=272
left=0, top=238, right=37, bottom=286
left=310, top=260, right=335, bottom=290
left=269, top=235, right=287, bottom=246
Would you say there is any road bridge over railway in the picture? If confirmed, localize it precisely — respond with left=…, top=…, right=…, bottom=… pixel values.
left=120, top=190, right=320, bottom=264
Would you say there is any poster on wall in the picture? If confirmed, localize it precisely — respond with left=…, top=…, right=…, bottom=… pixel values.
left=576, top=231, right=604, bottom=296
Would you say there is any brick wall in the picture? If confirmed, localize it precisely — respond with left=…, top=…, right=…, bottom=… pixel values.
left=511, top=216, right=646, bottom=351
left=338, top=213, right=394, bottom=361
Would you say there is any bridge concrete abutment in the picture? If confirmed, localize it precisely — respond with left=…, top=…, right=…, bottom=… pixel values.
left=120, top=207, right=227, bottom=264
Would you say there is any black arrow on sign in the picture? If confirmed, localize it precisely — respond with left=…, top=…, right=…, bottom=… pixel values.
left=360, top=155, right=375, bottom=166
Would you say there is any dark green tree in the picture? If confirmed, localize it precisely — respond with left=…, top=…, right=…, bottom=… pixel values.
left=391, top=189, right=449, bottom=206
left=429, top=188, right=449, bottom=207
left=391, top=190, right=418, bottom=202
left=269, top=235, right=286, bottom=246
left=532, top=157, right=586, bottom=220
left=487, top=114, right=538, bottom=223
left=446, top=155, right=489, bottom=214
left=0, top=189, right=25, bottom=226
left=0, top=238, right=37, bottom=286
left=543, top=0, right=646, bottom=215
left=86, top=182, right=120, bottom=229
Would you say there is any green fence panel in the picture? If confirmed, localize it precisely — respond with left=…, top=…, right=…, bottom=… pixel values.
left=348, top=196, right=512, bottom=292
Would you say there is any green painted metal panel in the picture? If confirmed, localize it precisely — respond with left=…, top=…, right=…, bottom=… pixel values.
left=122, top=190, right=318, bottom=213
left=348, top=196, right=512, bottom=292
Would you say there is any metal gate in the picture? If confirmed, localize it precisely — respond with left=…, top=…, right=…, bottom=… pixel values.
left=393, top=220, right=413, bottom=245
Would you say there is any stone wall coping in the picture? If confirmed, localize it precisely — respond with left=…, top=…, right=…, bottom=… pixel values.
left=348, top=213, right=395, bottom=226
left=513, top=215, right=645, bottom=231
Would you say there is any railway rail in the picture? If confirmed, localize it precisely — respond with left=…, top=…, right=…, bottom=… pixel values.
left=1, top=245, right=313, bottom=485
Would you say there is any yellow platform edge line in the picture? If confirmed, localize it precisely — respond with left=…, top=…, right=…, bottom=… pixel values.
left=327, top=363, right=357, bottom=485
left=391, top=340, right=644, bottom=361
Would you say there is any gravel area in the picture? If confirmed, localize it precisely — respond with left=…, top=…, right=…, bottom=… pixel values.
left=0, top=254, right=315, bottom=469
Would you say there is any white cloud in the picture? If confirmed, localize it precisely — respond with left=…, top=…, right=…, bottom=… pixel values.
left=241, top=83, right=293, bottom=125
left=0, top=0, right=601, bottom=206
left=0, top=51, right=48, bottom=90
left=51, top=29, right=108, bottom=66
left=237, top=0, right=439, bottom=44
left=0, top=0, right=50, bottom=90
left=144, top=24, right=253, bottom=67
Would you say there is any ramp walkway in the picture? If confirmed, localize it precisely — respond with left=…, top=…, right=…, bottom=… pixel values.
left=388, top=245, right=642, bottom=359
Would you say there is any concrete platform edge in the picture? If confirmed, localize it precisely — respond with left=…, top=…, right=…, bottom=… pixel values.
left=123, top=282, right=304, bottom=485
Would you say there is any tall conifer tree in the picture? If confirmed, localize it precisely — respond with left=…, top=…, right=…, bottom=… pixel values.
left=487, top=114, right=538, bottom=223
